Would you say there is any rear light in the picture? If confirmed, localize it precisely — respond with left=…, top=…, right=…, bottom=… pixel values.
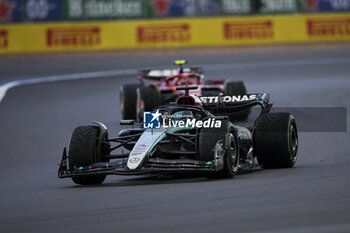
left=211, top=79, right=223, bottom=84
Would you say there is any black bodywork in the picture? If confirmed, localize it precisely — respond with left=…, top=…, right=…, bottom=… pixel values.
left=58, top=93, right=271, bottom=179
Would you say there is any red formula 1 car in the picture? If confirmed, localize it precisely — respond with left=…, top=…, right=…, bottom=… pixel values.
left=120, top=60, right=249, bottom=122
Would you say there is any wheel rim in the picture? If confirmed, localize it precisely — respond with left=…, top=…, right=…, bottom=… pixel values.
left=229, top=133, right=238, bottom=171
left=289, top=123, right=298, bottom=161
left=214, top=140, right=225, bottom=159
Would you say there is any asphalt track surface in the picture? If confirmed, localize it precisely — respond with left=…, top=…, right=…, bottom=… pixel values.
left=0, top=45, right=350, bottom=233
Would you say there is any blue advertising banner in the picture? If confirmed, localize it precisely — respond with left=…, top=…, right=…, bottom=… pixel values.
left=1, top=0, right=350, bottom=23
left=24, top=0, right=64, bottom=21
left=0, top=0, right=22, bottom=22
left=145, top=0, right=221, bottom=18
left=168, top=0, right=221, bottom=17
left=168, top=0, right=186, bottom=17
left=317, top=0, right=350, bottom=12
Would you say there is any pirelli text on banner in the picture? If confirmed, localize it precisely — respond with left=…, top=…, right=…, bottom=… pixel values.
left=307, top=18, right=350, bottom=38
left=137, top=23, right=191, bottom=44
left=46, top=27, right=101, bottom=48
left=0, top=30, right=8, bottom=49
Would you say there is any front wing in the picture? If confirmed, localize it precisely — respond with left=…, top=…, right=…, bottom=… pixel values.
left=58, top=148, right=216, bottom=178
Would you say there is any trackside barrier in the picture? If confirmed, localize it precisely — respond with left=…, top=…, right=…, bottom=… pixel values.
left=0, top=13, right=349, bottom=54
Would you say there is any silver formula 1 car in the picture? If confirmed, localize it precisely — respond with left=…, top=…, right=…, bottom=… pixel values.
left=58, top=86, right=298, bottom=185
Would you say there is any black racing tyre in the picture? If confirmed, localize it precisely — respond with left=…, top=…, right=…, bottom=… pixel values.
left=136, top=86, right=160, bottom=122
left=254, top=113, right=298, bottom=169
left=198, top=120, right=239, bottom=178
left=224, top=81, right=250, bottom=121
left=69, top=126, right=107, bottom=185
left=120, top=84, right=140, bottom=120
left=224, top=81, right=247, bottom=95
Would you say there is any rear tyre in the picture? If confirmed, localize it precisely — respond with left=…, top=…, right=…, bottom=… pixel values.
left=120, top=84, right=140, bottom=120
left=254, top=113, right=298, bottom=169
left=136, top=86, right=160, bottom=122
left=198, top=120, right=239, bottom=179
left=224, top=81, right=250, bottom=121
left=69, top=126, right=107, bottom=185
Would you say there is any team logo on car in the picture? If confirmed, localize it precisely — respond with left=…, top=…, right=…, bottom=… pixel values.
left=143, top=110, right=162, bottom=129
left=129, top=157, right=141, bottom=163
left=199, top=94, right=257, bottom=104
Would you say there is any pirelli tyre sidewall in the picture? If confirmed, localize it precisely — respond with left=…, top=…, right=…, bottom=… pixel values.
left=254, top=113, right=298, bottom=169
left=120, top=84, right=140, bottom=120
left=68, top=126, right=108, bottom=185
left=198, top=120, right=239, bottom=178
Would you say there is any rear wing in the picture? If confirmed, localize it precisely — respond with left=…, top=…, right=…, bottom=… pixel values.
left=139, top=67, right=204, bottom=80
left=199, top=93, right=272, bottom=114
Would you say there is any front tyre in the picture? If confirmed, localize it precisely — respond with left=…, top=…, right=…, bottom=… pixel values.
left=254, top=113, right=298, bottom=169
left=69, top=126, right=107, bottom=185
left=198, top=120, right=239, bottom=178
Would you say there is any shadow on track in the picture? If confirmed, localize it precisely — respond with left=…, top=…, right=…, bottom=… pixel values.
left=64, top=168, right=265, bottom=188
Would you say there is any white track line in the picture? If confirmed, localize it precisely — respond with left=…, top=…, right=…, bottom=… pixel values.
left=1, top=57, right=350, bottom=103
left=0, top=69, right=135, bottom=103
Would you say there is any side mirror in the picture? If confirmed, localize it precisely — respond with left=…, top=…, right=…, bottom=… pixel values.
left=120, top=120, right=135, bottom=125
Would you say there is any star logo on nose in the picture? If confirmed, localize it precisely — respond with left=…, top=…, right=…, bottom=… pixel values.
left=151, top=110, right=161, bottom=122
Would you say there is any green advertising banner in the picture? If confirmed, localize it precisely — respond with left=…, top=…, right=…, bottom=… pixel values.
left=222, top=0, right=251, bottom=14
left=142, top=0, right=155, bottom=18
left=64, top=0, right=143, bottom=20
left=259, top=0, right=303, bottom=13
